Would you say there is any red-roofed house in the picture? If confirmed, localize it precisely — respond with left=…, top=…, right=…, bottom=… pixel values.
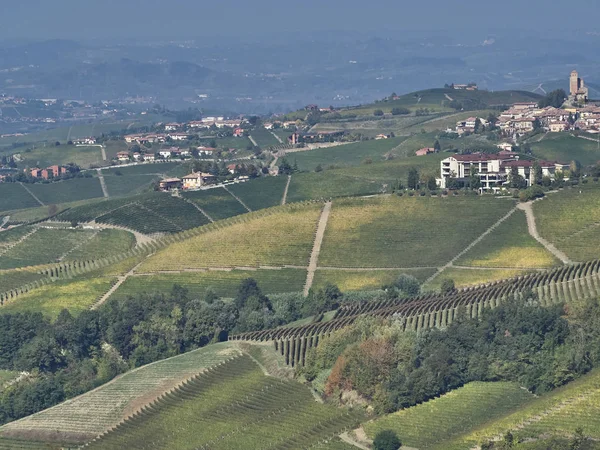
left=416, top=147, right=435, bottom=156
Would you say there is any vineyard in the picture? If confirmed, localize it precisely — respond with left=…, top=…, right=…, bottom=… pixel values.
left=25, top=178, right=104, bottom=204
left=286, top=172, right=385, bottom=203
left=182, top=187, right=247, bottom=220
left=249, top=126, right=281, bottom=148
left=231, top=259, right=600, bottom=367
left=104, top=174, right=159, bottom=197
left=312, top=268, right=438, bottom=292
left=439, top=369, right=600, bottom=449
left=138, top=202, right=322, bottom=271
left=0, top=342, right=240, bottom=445
left=0, top=184, right=41, bottom=213
left=455, top=209, right=560, bottom=268
left=226, top=176, right=288, bottom=211
left=424, top=267, right=532, bottom=291
left=114, top=269, right=307, bottom=299
left=318, top=196, right=516, bottom=268
left=66, top=229, right=136, bottom=260
left=533, top=184, right=600, bottom=262
left=57, top=193, right=211, bottom=234
left=364, top=382, right=534, bottom=449
left=0, top=268, right=48, bottom=294
left=84, top=354, right=362, bottom=450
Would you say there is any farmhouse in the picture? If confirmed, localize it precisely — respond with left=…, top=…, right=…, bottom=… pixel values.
left=438, top=152, right=569, bottom=191
left=416, top=147, right=435, bottom=156
left=164, top=123, right=181, bottom=131
left=375, top=134, right=389, bottom=140
left=234, top=128, right=245, bottom=137
left=73, top=137, right=97, bottom=145
left=181, top=172, right=216, bottom=189
left=159, top=150, right=173, bottom=158
left=144, top=154, right=156, bottom=162
left=159, top=178, right=182, bottom=191
left=116, top=151, right=130, bottom=162
left=168, top=133, right=191, bottom=141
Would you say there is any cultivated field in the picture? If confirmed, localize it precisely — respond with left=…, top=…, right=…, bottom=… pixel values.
left=250, top=126, right=280, bottom=148
left=0, top=343, right=241, bottom=445
left=286, top=172, right=386, bottom=202
left=0, top=268, right=48, bottom=294
left=66, top=229, right=136, bottom=260
left=25, top=178, right=104, bottom=204
left=0, top=184, right=43, bottom=213
left=530, top=133, right=600, bottom=166
left=533, top=185, right=600, bottom=261
left=114, top=269, right=307, bottom=299
left=456, top=210, right=560, bottom=269
left=139, top=203, right=322, bottom=271
left=364, top=382, right=534, bottom=449
left=103, top=174, right=158, bottom=197
left=424, top=267, right=533, bottom=291
left=291, top=137, right=406, bottom=170
left=312, top=268, right=437, bottom=292
left=85, top=355, right=362, bottom=450
left=440, top=369, right=600, bottom=449
left=226, top=176, right=288, bottom=211
left=17, top=144, right=104, bottom=169
left=182, top=187, right=248, bottom=220
left=0, top=276, right=116, bottom=318
left=318, top=196, right=515, bottom=268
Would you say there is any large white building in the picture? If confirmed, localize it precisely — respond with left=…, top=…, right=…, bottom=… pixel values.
left=438, top=152, right=569, bottom=191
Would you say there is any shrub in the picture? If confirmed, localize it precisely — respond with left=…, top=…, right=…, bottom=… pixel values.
left=373, top=430, right=401, bottom=450
left=374, top=109, right=385, bottom=117
left=440, top=278, right=455, bottom=294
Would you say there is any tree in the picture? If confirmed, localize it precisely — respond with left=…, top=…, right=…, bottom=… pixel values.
left=427, top=175, right=437, bottom=191
left=440, top=279, right=455, bottom=294
left=538, top=89, right=567, bottom=108
left=374, top=109, right=385, bottom=117
left=407, top=168, right=419, bottom=190
left=469, top=165, right=481, bottom=190
left=373, top=430, right=401, bottom=450
left=391, top=107, right=410, bottom=116
left=533, top=162, right=543, bottom=185
left=433, top=139, right=441, bottom=152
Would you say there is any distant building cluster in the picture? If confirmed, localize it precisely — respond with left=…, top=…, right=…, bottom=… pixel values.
left=570, top=70, right=589, bottom=103
left=27, top=165, right=69, bottom=180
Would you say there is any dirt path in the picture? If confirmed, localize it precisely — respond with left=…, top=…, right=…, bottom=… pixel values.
left=425, top=207, right=518, bottom=285
left=340, top=432, right=371, bottom=450
left=281, top=175, right=291, bottom=205
left=304, top=201, right=332, bottom=296
left=223, top=185, right=252, bottom=212
left=92, top=259, right=147, bottom=310
left=573, top=133, right=600, bottom=145
left=19, top=182, right=44, bottom=206
left=271, top=131, right=283, bottom=144
left=181, top=198, right=214, bottom=223
left=96, top=169, right=109, bottom=198
left=517, top=202, right=572, bottom=264
left=47, top=220, right=155, bottom=247
left=248, top=135, right=259, bottom=147
left=444, top=93, right=454, bottom=102
left=318, top=266, right=438, bottom=271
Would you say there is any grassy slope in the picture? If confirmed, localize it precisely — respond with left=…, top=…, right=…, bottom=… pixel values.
left=0, top=343, right=241, bottom=444
left=456, top=210, right=560, bottom=269
left=319, top=196, right=515, bottom=268
left=530, top=133, right=600, bottom=166
left=364, top=382, right=534, bottom=449
left=114, top=269, right=307, bottom=299
left=17, top=145, right=104, bottom=168
left=139, top=203, right=322, bottom=271
left=533, top=184, right=600, bottom=261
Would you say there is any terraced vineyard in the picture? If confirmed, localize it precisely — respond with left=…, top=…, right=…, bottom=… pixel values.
left=0, top=268, right=49, bottom=294
left=312, top=268, right=437, bottom=292
left=440, top=369, right=600, bottom=449
left=114, top=269, right=307, bottom=299
left=182, top=187, right=247, bottom=220
left=0, top=343, right=240, bottom=445
left=232, top=260, right=600, bottom=366
left=85, top=354, right=362, bottom=450
left=534, top=185, right=600, bottom=262
left=138, top=202, right=322, bottom=271
left=66, top=229, right=136, bottom=260
left=455, top=210, right=560, bottom=269
left=424, top=267, right=533, bottom=291
left=227, top=176, right=288, bottom=210
left=364, top=382, right=534, bottom=449
left=318, top=196, right=515, bottom=268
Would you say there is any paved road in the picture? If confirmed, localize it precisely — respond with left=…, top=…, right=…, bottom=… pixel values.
left=304, top=201, right=332, bottom=296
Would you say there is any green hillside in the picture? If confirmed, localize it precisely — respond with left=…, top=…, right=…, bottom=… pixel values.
left=530, top=133, right=600, bottom=166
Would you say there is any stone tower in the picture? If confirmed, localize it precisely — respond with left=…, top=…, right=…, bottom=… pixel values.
left=570, top=70, right=579, bottom=96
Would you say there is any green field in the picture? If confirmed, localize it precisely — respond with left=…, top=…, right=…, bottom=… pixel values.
left=0, top=343, right=241, bottom=445
left=0, top=276, right=116, bottom=318
left=530, top=133, right=600, bottom=165
left=182, top=188, right=248, bottom=220
left=214, top=135, right=253, bottom=150
left=226, top=176, right=288, bottom=210
left=312, top=268, right=437, bottom=292
left=0, top=268, right=49, bottom=294
left=66, top=229, right=136, bottom=260
left=0, top=228, right=99, bottom=270
left=318, top=196, right=515, bottom=268
left=456, top=210, right=560, bottom=269
left=0, top=184, right=42, bottom=213
left=0, top=226, right=35, bottom=248
left=114, top=269, right=307, bottom=300
left=139, top=203, right=322, bottom=271
left=533, top=185, right=600, bottom=261
left=292, top=137, right=406, bottom=171
left=85, top=355, right=361, bottom=450
left=5, top=199, right=105, bottom=223
left=103, top=174, right=158, bottom=197
left=441, top=369, right=600, bottom=449
left=364, top=382, right=534, bottom=449
left=250, top=126, right=280, bottom=147
left=26, top=178, right=104, bottom=204
left=287, top=172, right=386, bottom=202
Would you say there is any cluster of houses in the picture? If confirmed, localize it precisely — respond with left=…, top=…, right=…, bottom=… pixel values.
left=158, top=164, right=245, bottom=192
left=438, top=151, right=569, bottom=191
left=72, top=137, right=97, bottom=145
left=27, top=165, right=69, bottom=180
left=114, top=146, right=219, bottom=163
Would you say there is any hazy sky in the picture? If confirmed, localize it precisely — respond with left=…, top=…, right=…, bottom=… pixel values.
left=2, top=0, right=599, bottom=40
